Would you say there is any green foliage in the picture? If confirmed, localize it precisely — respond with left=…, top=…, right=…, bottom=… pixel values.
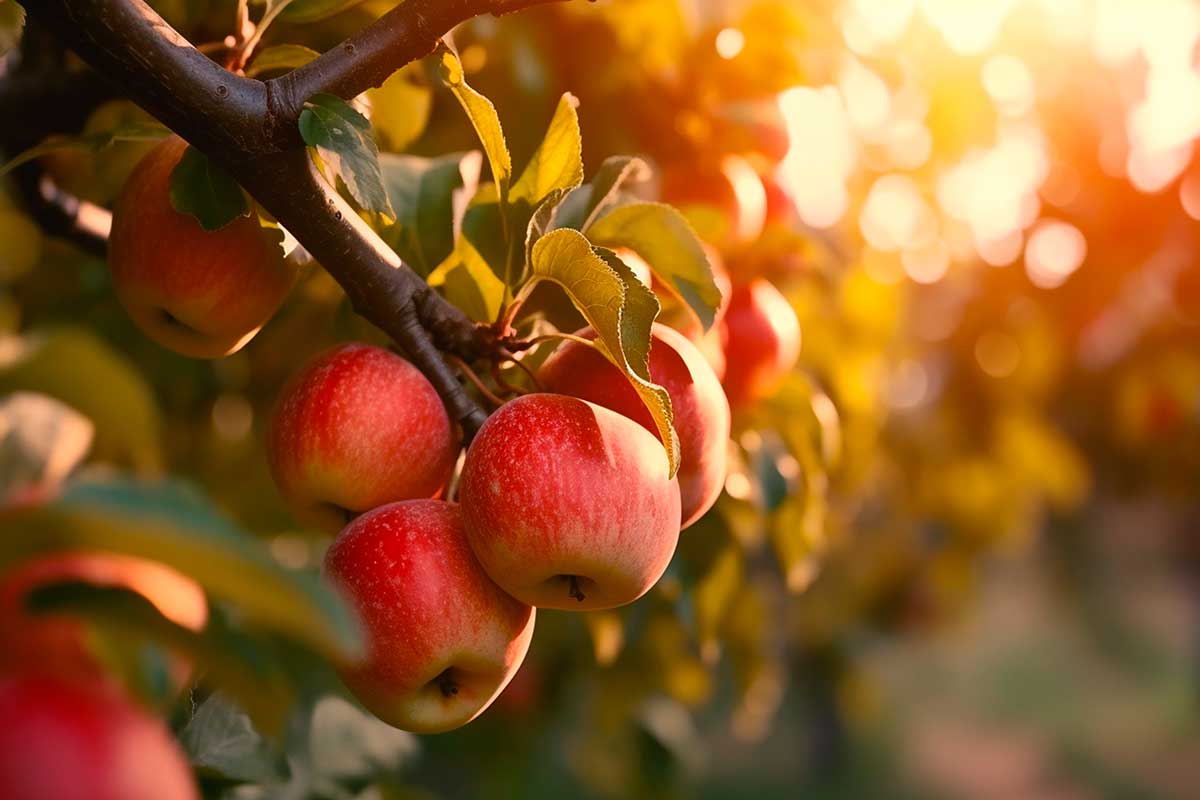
left=279, top=0, right=367, bottom=24
left=181, top=693, right=290, bottom=783
left=2, top=477, right=362, bottom=663
left=367, top=64, right=433, bottom=153
left=380, top=151, right=482, bottom=277
left=299, top=93, right=395, bottom=221
left=244, top=43, right=320, bottom=77
left=168, top=146, right=250, bottom=231
left=0, top=122, right=169, bottom=179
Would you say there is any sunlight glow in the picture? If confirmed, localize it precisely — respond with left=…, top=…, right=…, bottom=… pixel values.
left=1025, top=220, right=1087, bottom=288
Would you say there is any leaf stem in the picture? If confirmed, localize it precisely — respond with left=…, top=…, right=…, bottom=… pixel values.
left=447, top=354, right=506, bottom=408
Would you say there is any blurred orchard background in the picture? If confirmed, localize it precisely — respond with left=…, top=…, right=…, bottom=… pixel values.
left=3, top=0, right=1200, bottom=798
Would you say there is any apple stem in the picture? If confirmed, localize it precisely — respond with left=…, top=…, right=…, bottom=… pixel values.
left=567, top=575, right=586, bottom=603
left=436, top=671, right=459, bottom=698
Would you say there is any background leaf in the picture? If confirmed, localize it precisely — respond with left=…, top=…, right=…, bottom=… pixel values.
left=0, top=122, right=169, bottom=179
left=299, top=94, right=395, bottom=221
left=379, top=151, right=482, bottom=276
left=0, top=393, right=92, bottom=496
left=439, top=50, right=512, bottom=204
left=1, top=477, right=363, bottom=663
left=181, top=693, right=291, bottom=783
left=510, top=92, right=584, bottom=207
left=168, top=146, right=250, bottom=232
left=0, top=0, right=25, bottom=57
left=245, top=44, right=320, bottom=78
left=367, top=65, right=433, bottom=153
left=279, top=0, right=367, bottom=24
left=587, top=202, right=724, bottom=331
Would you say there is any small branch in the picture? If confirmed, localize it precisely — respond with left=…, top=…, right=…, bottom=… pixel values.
left=272, top=0, right=569, bottom=130
left=447, top=354, right=505, bottom=408
left=13, top=0, right=565, bottom=440
left=11, top=167, right=112, bottom=258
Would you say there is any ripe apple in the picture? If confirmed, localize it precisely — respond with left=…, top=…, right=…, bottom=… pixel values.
left=659, top=154, right=767, bottom=249
left=721, top=278, right=801, bottom=408
left=538, top=323, right=730, bottom=528
left=0, top=551, right=207, bottom=682
left=458, top=393, right=681, bottom=610
left=108, top=135, right=295, bottom=358
left=0, top=673, right=198, bottom=800
left=323, top=500, right=535, bottom=733
left=268, top=343, right=459, bottom=532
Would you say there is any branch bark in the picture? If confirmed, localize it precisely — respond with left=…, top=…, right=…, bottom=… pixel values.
left=13, top=0, right=561, bottom=438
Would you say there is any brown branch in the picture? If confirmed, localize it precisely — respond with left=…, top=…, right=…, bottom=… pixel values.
left=12, top=0, right=564, bottom=438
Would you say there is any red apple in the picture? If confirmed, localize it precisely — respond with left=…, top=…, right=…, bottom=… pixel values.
left=108, top=135, right=295, bottom=358
left=459, top=393, right=681, bottom=610
left=721, top=278, right=801, bottom=408
left=0, top=673, right=197, bottom=800
left=268, top=343, right=459, bottom=532
left=0, top=551, right=207, bottom=682
left=324, top=500, right=535, bottom=733
left=660, top=154, right=767, bottom=249
left=538, top=324, right=730, bottom=528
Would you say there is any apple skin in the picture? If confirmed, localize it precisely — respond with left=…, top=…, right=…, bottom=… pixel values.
left=0, top=673, right=198, bottom=800
left=459, top=393, right=682, bottom=611
left=538, top=324, right=730, bottom=529
left=721, top=279, right=801, bottom=409
left=323, top=500, right=535, bottom=733
left=268, top=343, right=459, bottom=532
left=0, top=551, right=207, bottom=682
left=108, top=135, right=295, bottom=358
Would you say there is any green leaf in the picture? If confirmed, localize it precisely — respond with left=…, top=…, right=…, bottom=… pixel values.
left=307, top=696, right=418, bottom=779
left=379, top=151, right=482, bottom=276
left=524, top=187, right=572, bottom=269
left=279, top=0, right=366, bottom=23
left=587, top=202, right=724, bottom=331
left=530, top=229, right=679, bottom=474
left=245, top=44, right=320, bottom=78
left=299, top=94, right=395, bottom=221
left=0, top=0, right=25, bottom=57
left=28, top=583, right=299, bottom=736
left=438, top=50, right=512, bottom=205
left=0, top=392, right=93, bottom=496
left=556, top=155, right=652, bottom=231
left=168, top=146, right=250, bottom=232
left=181, top=694, right=290, bottom=782
left=367, top=65, right=433, bottom=153
left=0, top=123, right=170, bottom=179
left=0, top=477, right=363, bottom=663
left=510, top=93, right=584, bottom=207
left=0, top=327, right=163, bottom=474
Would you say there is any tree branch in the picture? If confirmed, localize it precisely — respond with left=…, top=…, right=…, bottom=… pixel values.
left=12, top=0, right=560, bottom=438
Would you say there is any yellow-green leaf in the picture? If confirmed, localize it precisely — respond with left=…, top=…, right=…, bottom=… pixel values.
left=439, top=50, right=512, bottom=205
left=510, top=93, right=583, bottom=206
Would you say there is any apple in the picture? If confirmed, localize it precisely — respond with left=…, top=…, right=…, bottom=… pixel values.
left=323, top=500, right=535, bottom=733
left=0, top=673, right=198, bottom=800
left=538, top=323, right=730, bottom=528
left=0, top=551, right=207, bottom=682
left=659, top=154, right=767, bottom=249
left=458, top=393, right=681, bottom=610
left=108, top=135, right=295, bottom=358
left=721, top=278, right=801, bottom=408
left=268, top=343, right=459, bottom=532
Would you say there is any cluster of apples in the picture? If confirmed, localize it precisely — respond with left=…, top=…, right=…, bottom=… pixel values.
left=99, top=135, right=802, bottom=733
